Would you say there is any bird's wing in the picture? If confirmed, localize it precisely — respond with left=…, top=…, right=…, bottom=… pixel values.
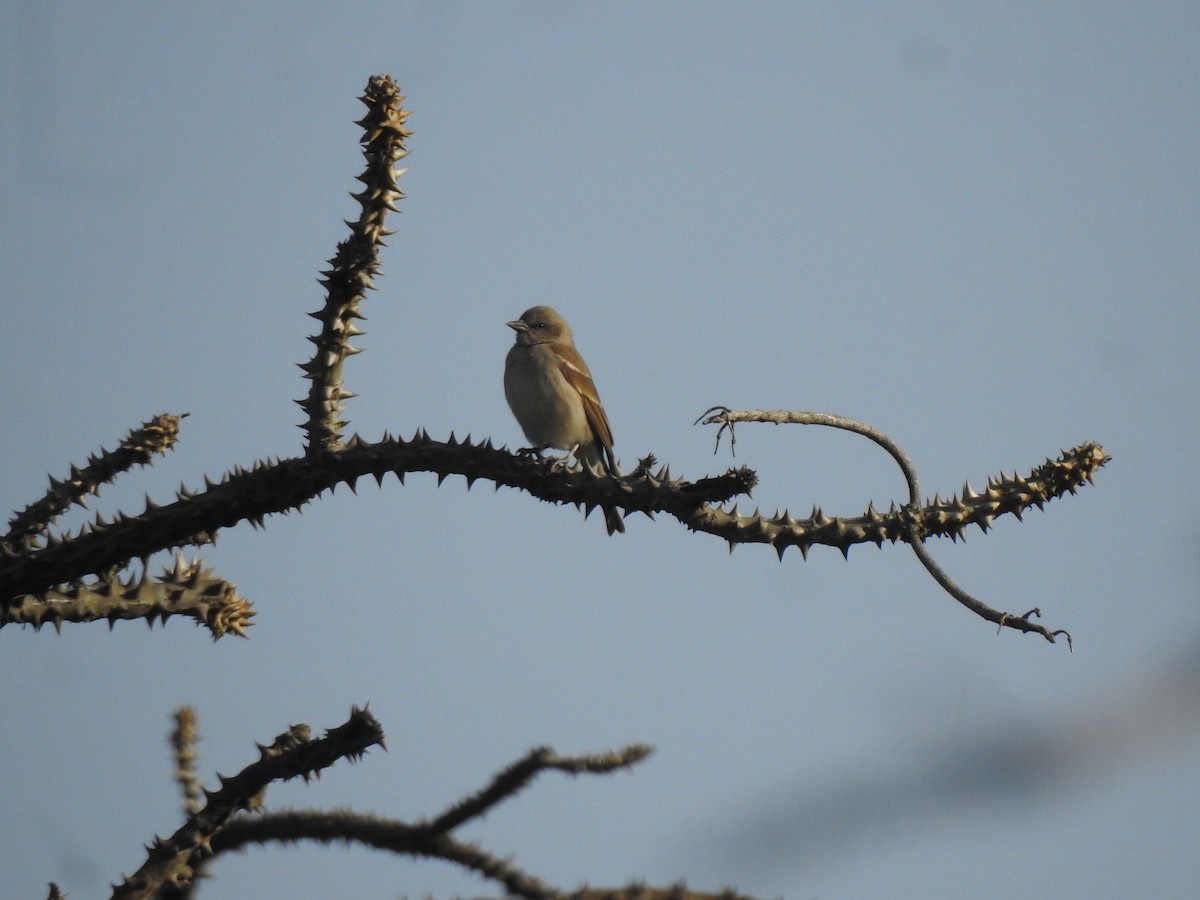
left=556, top=344, right=617, bottom=472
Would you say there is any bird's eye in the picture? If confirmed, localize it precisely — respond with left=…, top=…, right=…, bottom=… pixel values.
left=533, top=322, right=546, bottom=329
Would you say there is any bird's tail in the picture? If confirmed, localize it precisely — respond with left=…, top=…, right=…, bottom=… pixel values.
left=578, top=443, right=625, bottom=535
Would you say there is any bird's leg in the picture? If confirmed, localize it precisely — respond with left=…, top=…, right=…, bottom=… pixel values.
left=517, top=444, right=575, bottom=473
left=550, top=443, right=582, bottom=473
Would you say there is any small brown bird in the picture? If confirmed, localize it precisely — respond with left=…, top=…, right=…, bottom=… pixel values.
left=504, top=305, right=624, bottom=534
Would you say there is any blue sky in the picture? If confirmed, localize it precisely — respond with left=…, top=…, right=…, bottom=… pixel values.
left=2, top=3, right=1198, bottom=898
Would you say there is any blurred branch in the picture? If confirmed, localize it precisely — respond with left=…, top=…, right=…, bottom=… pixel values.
left=161, top=706, right=207, bottom=900
left=712, top=634, right=1200, bottom=882
left=171, top=707, right=204, bottom=816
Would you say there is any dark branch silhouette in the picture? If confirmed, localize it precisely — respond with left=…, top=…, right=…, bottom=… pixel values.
left=112, top=706, right=385, bottom=900
left=695, top=407, right=1108, bottom=644
left=2, top=75, right=1109, bottom=896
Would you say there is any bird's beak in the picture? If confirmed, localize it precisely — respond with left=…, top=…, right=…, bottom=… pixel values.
left=507, top=320, right=526, bottom=333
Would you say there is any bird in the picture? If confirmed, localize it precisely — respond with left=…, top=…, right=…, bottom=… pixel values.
left=504, top=305, right=625, bottom=534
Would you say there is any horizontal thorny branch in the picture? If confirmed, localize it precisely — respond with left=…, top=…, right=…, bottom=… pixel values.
left=695, top=407, right=1110, bottom=645
left=1, top=424, right=1105, bottom=642
left=0, top=429, right=754, bottom=612
left=2, top=553, right=252, bottom=638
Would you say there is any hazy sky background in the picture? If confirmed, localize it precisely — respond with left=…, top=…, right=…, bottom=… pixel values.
left=2, top=3, right=1198, bottom=898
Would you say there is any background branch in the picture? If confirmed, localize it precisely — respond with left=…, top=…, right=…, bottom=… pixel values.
left=111, top=707, right=384, bottom=900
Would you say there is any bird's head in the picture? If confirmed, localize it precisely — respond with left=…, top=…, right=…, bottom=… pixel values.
left=507, top=305, right=572, bottom=347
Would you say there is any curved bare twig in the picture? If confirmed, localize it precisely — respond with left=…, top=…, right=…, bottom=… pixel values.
left=696, top=406, right=1092, bottom=646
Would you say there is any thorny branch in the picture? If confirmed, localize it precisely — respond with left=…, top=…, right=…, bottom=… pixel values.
left=696, top=407, right=1109, bottom=645
left=8, top=73, right=1111, bottom=899
left=299, top=75, right=412, bottom=455
left=0, top=78, right=1107, bottom=647
left=111, top=706, right=385, bottom=900
left=6, top=412, right=185, bottom=550
left=171, top=706, right=204, bottom=816
left=139, top=708, right=732, bottom=900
